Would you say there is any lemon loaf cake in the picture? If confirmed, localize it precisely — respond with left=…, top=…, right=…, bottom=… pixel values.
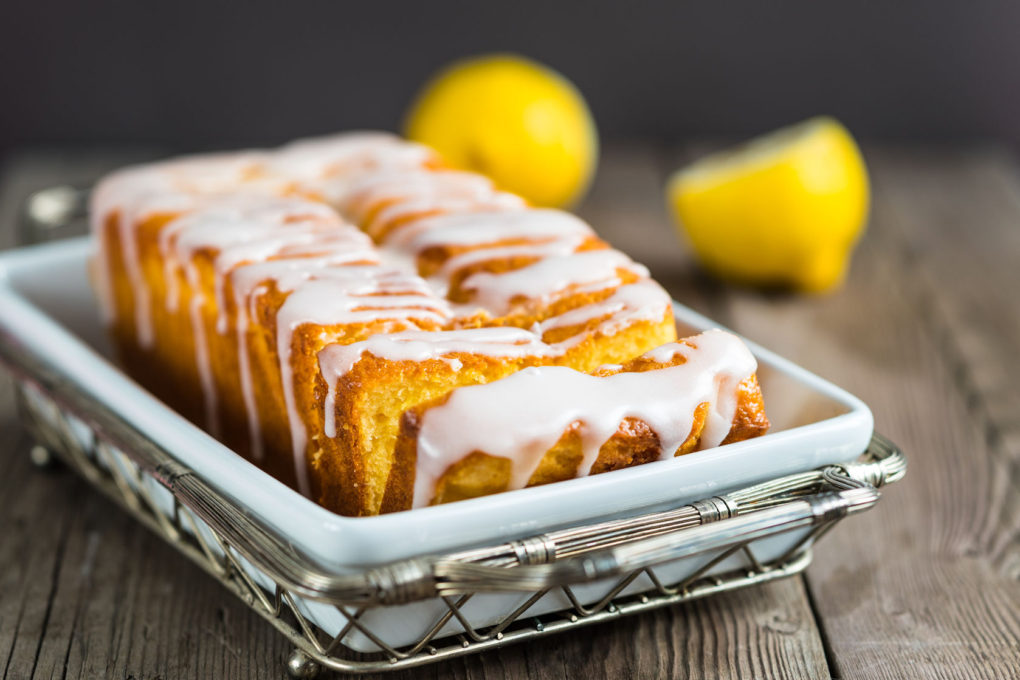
left=90, top=131, right=768, bottom=516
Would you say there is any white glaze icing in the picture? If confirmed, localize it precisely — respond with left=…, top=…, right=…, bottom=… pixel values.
left=271, top=132, right=434, bottom=182
left=383, top=209, right=627, bottom=317
left=275, top=269, right=453, bottom=494
left=366, top=193, right=525, bottom=241
left=157, top=195, right=341, bottom=312
left=642, top=342, right=689, bottom=364
left=277, top=135, right=437, bottom=206
left=461, top=249, right=649, bottom=315
left=388, top=208, right=592, bottom=251
left=537, top=279, right=672, bottom=346
left=221, top=233, right=379, bottom=462
left=410, top=329, right=757, bottom=507
left=90, top=133, right=431, bottom=344
left=90, top=131, right=757, bottom=509
left=335, top=169, right=497, bottom=223
left=317, top=327, right=554, bottom=439
left=91, top=152, right=273, bottom=345
left=232, top=254, right=375, bottom=461
left=156, top=195, right=346, bottom=434
left=431, top=241, right=589, bottom=294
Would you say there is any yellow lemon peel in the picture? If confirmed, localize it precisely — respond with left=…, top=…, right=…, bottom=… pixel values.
left=405, top=54, right=598, bottom=208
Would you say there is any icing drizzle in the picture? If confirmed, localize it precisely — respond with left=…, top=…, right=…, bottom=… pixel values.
left=411, top=329, right=757, bottom=508
left=89, top=131, right=759, bottom=508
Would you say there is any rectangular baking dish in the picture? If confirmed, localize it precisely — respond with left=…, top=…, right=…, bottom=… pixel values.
left=0, top=236, right=877, bottom=655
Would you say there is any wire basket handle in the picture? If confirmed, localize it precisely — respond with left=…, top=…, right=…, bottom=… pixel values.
left=166, top=434, right=902, bottom=605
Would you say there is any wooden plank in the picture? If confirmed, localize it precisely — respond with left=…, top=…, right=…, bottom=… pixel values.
left=0, top=427, right=76, bottom=680
left=366, top=582, right=834, bottom=680
left=0, top=147, right=832, bottom=679
left=708, top=146, right=1020, bottom=678
left=0, top=434, right=292, bottom=680
left=873, top=149, right=1020, bottom=451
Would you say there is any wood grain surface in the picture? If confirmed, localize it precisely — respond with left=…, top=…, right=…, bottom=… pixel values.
left=1, top=144, right=1017, bottom=679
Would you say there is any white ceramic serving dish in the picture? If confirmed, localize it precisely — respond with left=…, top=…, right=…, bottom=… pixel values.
left=0, top=237, right=874, bottom=650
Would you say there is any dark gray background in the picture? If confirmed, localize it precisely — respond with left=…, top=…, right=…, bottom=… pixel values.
left=1, top=1, right=1018, bottom=157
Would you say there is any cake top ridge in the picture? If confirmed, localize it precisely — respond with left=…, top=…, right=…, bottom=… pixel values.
left=92, top=131, right=671, bottom=346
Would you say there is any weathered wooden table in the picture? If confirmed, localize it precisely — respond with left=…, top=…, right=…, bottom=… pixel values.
left=1, top=145, right=1018, bottom=679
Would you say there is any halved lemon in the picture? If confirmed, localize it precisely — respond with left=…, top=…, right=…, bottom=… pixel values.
left=667, top=117, right=870, bottom=292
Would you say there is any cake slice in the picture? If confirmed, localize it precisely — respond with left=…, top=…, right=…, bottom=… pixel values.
left=384, top=329, right=769, bottom=511
left=311, top=283, right=678, bottom=517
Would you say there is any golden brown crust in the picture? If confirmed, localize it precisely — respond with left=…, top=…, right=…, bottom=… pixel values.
left=318, top=350, right=543, bottom=515
left=721, top=374, right=771, bottom=444
left=98, top=146, right=763, bottom=518
left=381, top=373, right=768, bottom=513
left=106, top=211, right=208, bottom=427
left=109, top=210, right=678, bottom=517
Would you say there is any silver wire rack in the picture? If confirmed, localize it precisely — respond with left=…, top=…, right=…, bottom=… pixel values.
left=2, top=185, right=906, bottom=677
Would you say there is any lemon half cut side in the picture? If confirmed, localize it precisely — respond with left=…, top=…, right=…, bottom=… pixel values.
left=667, top=117, right=870, bottom=293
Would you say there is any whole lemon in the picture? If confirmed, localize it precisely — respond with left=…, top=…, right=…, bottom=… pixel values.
left=667, top=117, right=869, bottom=292
left=404, top=54, right=598, bottom=208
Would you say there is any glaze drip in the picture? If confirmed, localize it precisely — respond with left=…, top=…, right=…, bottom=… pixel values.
left=411, top=329, right=757, bottom=508
left=90, top=131, right=763, bottom=511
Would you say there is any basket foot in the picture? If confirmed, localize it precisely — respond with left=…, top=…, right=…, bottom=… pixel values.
left=29, top=445, right=56, bottom=469
left=287, top=649, right=320, bottom=679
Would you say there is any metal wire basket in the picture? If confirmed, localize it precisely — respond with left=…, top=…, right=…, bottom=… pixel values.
left=3, top=186, right=907, bottom=678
